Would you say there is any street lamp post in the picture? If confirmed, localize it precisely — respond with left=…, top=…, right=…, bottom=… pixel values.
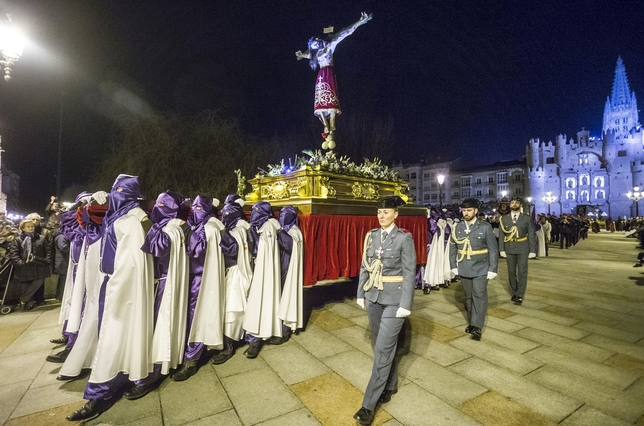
left=626, top=187, right=642, bottom=217
left=0, top=15, right=25, bottom=82
left=526, top=196, right=533, bottom=215
left=437, top=174, right=445, bottom=209
left=542, top=191, right=556, bottom=214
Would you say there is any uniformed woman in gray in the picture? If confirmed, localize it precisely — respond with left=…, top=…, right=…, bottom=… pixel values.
left=354, top=196, right=416, bottom=425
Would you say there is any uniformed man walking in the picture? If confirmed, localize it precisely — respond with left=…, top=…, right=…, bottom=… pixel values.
left=449, top=198, right=498, bottom=341
left=498, top=196, right=536, bottom=305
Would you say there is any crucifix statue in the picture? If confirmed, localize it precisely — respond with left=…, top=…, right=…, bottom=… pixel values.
left=296, top=12, right=372, bottom=150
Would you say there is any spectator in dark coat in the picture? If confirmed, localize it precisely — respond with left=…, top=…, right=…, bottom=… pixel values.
left=52, top=227, right=70, bottom=301
left=9, top=220, right=53, bottom=310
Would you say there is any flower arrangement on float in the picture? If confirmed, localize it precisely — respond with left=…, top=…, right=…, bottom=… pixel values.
left=263, top=150, right=401, bottom=182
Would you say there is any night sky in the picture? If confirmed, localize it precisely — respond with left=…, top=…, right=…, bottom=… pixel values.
left=0, top=0, right=643, bottom=212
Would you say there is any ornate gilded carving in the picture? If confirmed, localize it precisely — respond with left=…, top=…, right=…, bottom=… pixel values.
left=319, top=177, right=336, bottom=197
left=266, top=181, right=289, bottom=199
left=352, top=182, right=379, bottom=200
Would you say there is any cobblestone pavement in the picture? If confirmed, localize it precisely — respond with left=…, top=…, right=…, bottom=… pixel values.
left=1, top=231, right=643, bottom=425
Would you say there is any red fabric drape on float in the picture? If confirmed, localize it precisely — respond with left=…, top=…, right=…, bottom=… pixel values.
left=298, top=214, right=428, bottom=286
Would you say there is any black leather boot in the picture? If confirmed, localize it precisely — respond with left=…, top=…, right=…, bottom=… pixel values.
left=243, top=341, right=262, bottom=359
left=172, top=361, right=198, bottom=381
left=211, top=337, right=235, bottom=365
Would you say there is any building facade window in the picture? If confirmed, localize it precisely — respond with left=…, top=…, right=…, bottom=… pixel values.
left=594, top=176, right=604, bottom=187
left=476, top=190, right=482, bottom=197
left=595, top=190, right=605, bottom=199
left=430, top=182, right=437, bottom=189
left=566, top=178, right=576, bottom=188
left=410, top=173, right=417, bottom=179
left=431, top=194, right=437, bottom=201
left=513, top=174, right=522, bottom=183
left=497, top=173, right=507, bottom=184
left=462, top=188, right=471, bottom=198
left=452, top=191, right=460, bottom=199
left=580, top=190, right=589, bottom=202
left=488, top=176, right=495, bottom=184
left=462, top=176, right=471, bottom=186
left=566, top=190, right=575, bottom=200
left=579, top=174, right=589, bottom=186
left=423, top=194, right=430, bottom=200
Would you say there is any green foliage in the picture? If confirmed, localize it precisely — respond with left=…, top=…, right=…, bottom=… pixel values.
left=265, top=149, right=401, bottom=181
left=92, top=111, right=275, bottom=200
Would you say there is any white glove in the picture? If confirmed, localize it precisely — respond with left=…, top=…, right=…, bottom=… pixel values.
left=528, top=253, right=536, bottom=259
left=500, top=251, right=507, bottom=258
left=92, top=191, right=108, bottom=205
left=396, top=307, right=411, bottom=318
left=487, top=271, right=497, bottom=280
left=80, top=195, right=92, bottom=205
left=451, top=268, right=459, bottom=276
left=356, top=298, right=365, bottom=309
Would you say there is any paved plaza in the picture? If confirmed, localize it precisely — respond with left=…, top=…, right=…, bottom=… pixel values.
left=1, top=231, right=643, bottom=425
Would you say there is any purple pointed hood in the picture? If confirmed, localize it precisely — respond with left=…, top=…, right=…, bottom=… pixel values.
left=75, top=191, right=92, bottom=203
left=188, top=195, right=214, bottom=226
left=225, top=193, right=243, bottom=205
left=278, top=206, right=299, bottom=232
left=221, top=203, right=244, bottom=231
left=150, top=190, right=182, bottom=226
left=250, top=201, right=273, bottom=229
left=104, top=174, right=141, bottom=228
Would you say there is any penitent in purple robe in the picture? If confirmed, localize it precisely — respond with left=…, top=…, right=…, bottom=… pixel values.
left=58, top=197, right=88, bottom=347
left=135, top=190, right=184, bottom=386
left=183, top=195, right=216, bottom=361
left=85, top=175, right=147, bottom=401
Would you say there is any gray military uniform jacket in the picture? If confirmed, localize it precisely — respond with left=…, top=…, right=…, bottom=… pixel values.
left=449, top=219, right=498, bottom=277
left=357, top=225, right=416, bottom=311
left=498, top=213, right=536, bottom=255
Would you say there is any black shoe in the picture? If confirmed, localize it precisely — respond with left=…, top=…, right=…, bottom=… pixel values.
left=634, top=263, right=643, bottom=268
left=172, top=362, right=198, bottom=381
left=211, top=349, right=234, bottom=365
left=46, top=347, right=71, bottom=363
left=24, top=300, right=37, bottom=311
left=378, top=388, right=397, bottom=403
left=244, top=341, right=262, bottom=359
left=465, top=325, right=474, bottom=334
left=50, top=336, right=68, bottom=345
left=470, top=327, right=482, bottom=341
left=66, top=399, right=113, bottom=422
left=353, top=407, right=375, bottom=425
left=123, top=383, right=156, bottom=401
left=57, top=373, right=83, bottom=382
left=267, top=333, right=290, bottom=345
left=514, top=297, right=523, bottom=305
left=511, top=295, right=517, bottom=302
left=422, top=287, right=430, bottom=294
